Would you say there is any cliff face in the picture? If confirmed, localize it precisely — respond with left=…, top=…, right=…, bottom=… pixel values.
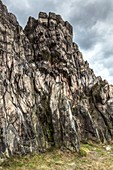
left=0, top=0, right=113, bottom=157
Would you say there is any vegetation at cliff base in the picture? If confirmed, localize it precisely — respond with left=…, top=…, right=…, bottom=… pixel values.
left=1, top=143, right=113, bottom=170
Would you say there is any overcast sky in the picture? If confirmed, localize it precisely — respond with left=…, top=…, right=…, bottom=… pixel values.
left=2, top=0, right=113, bottom=84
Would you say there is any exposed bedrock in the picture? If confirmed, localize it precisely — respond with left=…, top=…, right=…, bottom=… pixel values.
left=0, top=0, right=113, bottom=157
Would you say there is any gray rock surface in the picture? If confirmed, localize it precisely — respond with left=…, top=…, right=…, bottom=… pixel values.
left=0, top=0, right=113, bottom=157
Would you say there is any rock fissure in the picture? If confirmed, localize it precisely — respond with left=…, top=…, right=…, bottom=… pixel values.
left=0, top=0, right=113, bottom=157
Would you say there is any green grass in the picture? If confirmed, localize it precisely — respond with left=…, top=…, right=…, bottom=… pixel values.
left=1, top=143, right=113, bottom=170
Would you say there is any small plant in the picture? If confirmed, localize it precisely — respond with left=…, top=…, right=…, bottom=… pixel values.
left=79, top=147, right=90, bottom=157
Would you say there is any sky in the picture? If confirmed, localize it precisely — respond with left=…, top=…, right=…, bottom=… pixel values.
left=2, top=0, right=113, bottom=84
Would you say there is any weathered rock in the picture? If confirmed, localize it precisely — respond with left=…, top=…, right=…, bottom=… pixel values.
left=0, top=0, right=113, bottom=157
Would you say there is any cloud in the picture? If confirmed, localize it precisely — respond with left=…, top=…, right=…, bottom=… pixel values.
left=2, top=0, right=68, bottom=26
left=69, top=0, right=113, bottom=84
left=2, top=0, right=113, bottom=84
left=70, top=0, right=113, bottom=48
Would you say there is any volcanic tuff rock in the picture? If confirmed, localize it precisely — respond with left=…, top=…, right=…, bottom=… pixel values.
left=0, top=0, right=113, bottom=157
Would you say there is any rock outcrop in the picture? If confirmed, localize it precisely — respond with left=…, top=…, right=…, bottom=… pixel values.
left=0, top=0, right=113, bottom=157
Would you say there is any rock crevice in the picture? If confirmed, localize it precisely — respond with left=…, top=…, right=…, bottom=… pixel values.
left=0, top=0, right=113, bottom=157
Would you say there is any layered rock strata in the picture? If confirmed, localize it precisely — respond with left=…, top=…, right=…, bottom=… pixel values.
left=0, top=0, right=113, bottom=157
